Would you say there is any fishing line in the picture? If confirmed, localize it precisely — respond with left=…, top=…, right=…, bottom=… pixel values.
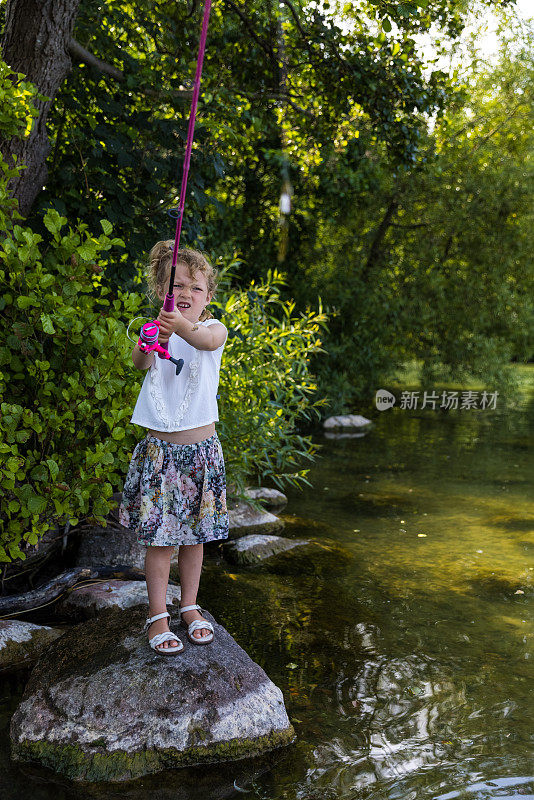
left=134, top=1, right=213, bottom=369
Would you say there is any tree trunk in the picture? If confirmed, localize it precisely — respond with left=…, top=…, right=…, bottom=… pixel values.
left=0, top=0, right=81, bottom=217
left=361, top=195, right=399, bottom=284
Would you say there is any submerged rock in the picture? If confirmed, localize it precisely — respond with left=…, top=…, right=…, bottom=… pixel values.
left=10, top=605, right=296, bottom=782
left=467, top=572, right=533, bottom=599
left=0, top=620, right=64, bottom=673
left=243, top=539, right=355, bottom=578
left=485, top=514, right=534, bottom=533
left=223, top=534, right=309, bottom=566
left=228, top=499, right=284, bottom=538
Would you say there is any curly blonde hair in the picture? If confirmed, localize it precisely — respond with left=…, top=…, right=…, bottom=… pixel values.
left=146, top=241, right=218, bottom=321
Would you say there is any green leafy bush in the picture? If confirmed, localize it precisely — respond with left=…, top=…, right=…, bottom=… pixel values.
left=0, top=209, right=143, bottom=562
left=0, top=58, right=44, bottom=233
left=213, top=266, right=329, bottom=494
left=0, top=59, right=41, bottom=141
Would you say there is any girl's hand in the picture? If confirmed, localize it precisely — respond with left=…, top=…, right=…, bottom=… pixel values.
left=156, top=308, right=184, bottom=341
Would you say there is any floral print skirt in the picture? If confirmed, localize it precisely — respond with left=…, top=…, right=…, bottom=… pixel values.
left=119, top=433, right=229, bottom=546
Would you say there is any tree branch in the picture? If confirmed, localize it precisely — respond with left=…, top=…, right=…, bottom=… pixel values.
left=241, top=89, right=315, bottom=119
left=281, top=0, right=308, bottom=40
left=361, top=195, right=399, bottom=283
left=281, top=0, right=325, bottom=71
left=68, top=38, right=192, bottom=100
left=0, top=0, right=82, bottom=217
left=69, top=38, right=123, bottom=80
left=391, top=222, right=428, bottom=228
left=70, top=37, right=312, bottom=118
left=222, top=0, right=278, bottom=71
left=472, top=100, right=526, bottom=152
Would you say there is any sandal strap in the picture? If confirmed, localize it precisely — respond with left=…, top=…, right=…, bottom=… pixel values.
left=179, top=604, right=201, bottom=615
left=143, top=610, right=170, bottom=632
left=149, top=631, right=181, bottom=648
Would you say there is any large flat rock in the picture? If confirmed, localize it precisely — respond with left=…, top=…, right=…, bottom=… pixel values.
left=10, top=605, right=296, bottom=782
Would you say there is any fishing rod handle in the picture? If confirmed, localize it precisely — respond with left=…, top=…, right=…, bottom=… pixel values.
left=158, top=294, right=175, bottom=356
left=140, top=316, right=171, bottom=359
left=138, top=321, right=184, bottom=376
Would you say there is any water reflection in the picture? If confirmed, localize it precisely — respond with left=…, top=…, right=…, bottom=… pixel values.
left=280, top=394, right=533, bottom=800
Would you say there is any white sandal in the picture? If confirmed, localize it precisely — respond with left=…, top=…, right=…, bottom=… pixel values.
left=143, top=611, right=184, bottom=655
left=178, top=603, right=214, bottom=645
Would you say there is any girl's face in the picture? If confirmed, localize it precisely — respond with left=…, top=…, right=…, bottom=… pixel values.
left=158, top=263, right=212, bottom=323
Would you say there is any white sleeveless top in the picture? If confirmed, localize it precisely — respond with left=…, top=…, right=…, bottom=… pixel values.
left=130, top=318, right=228, bottom=433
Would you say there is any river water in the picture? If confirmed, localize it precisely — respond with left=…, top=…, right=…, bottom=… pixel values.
left=1, top=387, right=532, bottom=800
left=210, top=389, right=533, bottom=800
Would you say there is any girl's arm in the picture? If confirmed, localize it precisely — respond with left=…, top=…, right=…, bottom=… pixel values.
left=175, top=320, right=227, bottom=351
left=157, top=309, right=227, bottom=351
left=132, top=343, right=155, bottom=370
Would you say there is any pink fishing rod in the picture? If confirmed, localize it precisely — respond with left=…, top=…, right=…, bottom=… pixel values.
left=139, top=0, right=212, bottom=365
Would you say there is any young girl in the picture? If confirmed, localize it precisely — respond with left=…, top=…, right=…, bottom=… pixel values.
left=119, top=242, right=229, bottom=655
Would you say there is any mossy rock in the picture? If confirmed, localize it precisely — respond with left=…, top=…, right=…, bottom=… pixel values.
left=10, top=605, right=296, bottom=782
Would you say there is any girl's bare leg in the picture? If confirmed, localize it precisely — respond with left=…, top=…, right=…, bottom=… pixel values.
left=178, top=543, right=211, bottom=639
left=145, top=545, right=179, bottom=649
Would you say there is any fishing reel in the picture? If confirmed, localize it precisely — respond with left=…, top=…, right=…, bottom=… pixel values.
left=127, top=318, right=184, bottom=376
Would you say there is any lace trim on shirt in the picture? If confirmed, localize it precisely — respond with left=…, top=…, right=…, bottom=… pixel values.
left=148, top=358, right=170, bottom=429
left=171, top=348, right=201, bottom=428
